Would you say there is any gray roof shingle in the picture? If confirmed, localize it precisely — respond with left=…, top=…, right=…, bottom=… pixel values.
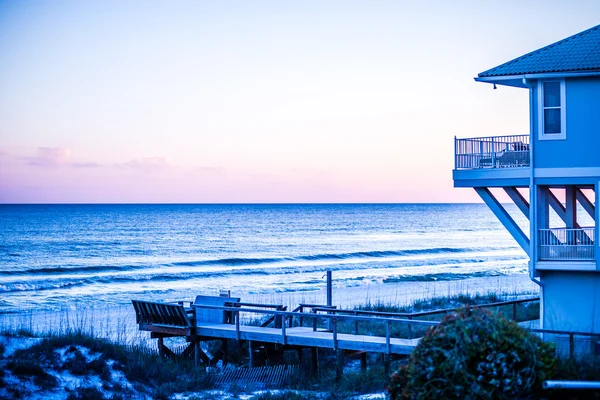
left=478, top=24, right=600, bottom=78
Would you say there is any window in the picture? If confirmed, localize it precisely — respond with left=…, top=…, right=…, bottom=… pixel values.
left=538, top=79, right=566, bottom=140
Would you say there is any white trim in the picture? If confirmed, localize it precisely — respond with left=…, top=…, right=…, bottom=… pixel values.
left=537, top=79, right=566, bottom=140
left=534, top=167, right=600, bottom=178
left=475, top=71, right=600, bottom=83
left=536, top=261, right=596, bottom=271
left=453, top=167, right=530, bottom=180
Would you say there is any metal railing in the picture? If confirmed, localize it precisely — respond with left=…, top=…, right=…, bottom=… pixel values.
left=539, top=227, right=595, bottom=261
left=455, top=134, right=530, bottom=169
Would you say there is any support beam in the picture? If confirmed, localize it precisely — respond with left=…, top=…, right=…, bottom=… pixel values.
left=475, top=187, right=530, bottom=254
left=547, top=189, right=568, bottom=223
left=503, top=187, right=529, bottom=218
left=576, top=188, right=595, bottom=221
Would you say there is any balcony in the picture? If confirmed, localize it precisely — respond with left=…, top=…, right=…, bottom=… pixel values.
left=455, top=134, right=530, bottom=169
left=539, top=227, right=595, bottom=261
left=453, top=134, right=531, bottom=187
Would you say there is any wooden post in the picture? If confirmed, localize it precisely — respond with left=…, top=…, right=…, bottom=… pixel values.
left=360, top=352, right=367, bottom=372
left=336, top=349, right=344, bottom=380
left=512, top=303, right=517, bottom=321
left=332, top=318, right=338, bottom=350
left=222, top=339, right=228, bottom=366
left=569, top=334, right=575, bottom=359
left=327, top=271, right=332, bottom=331
left=158, top=337, right=164, bottom=357
left=282, top=320, right=287, bottom=345
left=384, top=354, right=391, bottom=377
left=235, top=311, right=240, bottom=341
left=312, top=348, right=318, bottom=374
left=194, top=341, right=200, bottom=367
left=248, top=341, right=254, bottom=368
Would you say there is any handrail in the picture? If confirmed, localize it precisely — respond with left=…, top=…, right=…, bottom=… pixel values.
left=455, top=134, right=530, bottom=169
left=530, top=328, right=600, bottom=360
left=191, top=304, right=440, bottom=326
left=539, top=227, right=595, bottom=261
left=313, top=296, right=540, bottom=319
left=191, top=303, right=439, bottom=353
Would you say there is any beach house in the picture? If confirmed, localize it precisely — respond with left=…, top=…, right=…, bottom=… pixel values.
left=453, top=25, right=600, bottom=347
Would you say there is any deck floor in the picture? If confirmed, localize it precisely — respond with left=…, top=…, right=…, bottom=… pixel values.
left=196, top=324, right=420, bottom=355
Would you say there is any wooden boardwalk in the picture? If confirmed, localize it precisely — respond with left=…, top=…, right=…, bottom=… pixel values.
left=132, top=295, right=542, bottom=378
left=196, top=324, right=420, bottom=355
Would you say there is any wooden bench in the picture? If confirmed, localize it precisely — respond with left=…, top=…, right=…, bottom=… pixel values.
left=132, top=299, right=193, bottom=336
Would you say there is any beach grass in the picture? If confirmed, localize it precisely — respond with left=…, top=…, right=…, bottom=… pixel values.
left=0, top=289, right=547, bottom=399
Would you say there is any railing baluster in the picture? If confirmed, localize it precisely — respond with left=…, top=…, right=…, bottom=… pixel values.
left=538, top=227, right=595, bottom=261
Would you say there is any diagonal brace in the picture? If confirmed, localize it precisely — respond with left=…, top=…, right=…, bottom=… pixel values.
left=475, top=187, right=530, bottom=254
left=503, top=187, right=529, bottom=218
left=576, top=188, right=595, bottom=221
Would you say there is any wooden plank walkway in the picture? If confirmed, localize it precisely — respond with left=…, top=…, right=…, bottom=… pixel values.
left=196, top=324, right=420, bottom=355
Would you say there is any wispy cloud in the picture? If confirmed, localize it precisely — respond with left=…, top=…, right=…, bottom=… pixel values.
left=21, top=147, right=71, bottom=168
left=18, top=147, right=104, bottom=169
left=116, top=157, right=170, bottom=172
left=72, top=162, right=103, bottom=168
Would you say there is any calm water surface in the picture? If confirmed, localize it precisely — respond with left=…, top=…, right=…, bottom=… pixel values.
left=0, top=204, right=528, bottom=313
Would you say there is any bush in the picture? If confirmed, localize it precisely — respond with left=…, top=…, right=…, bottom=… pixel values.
left=389, top=307, right=555, bottom=400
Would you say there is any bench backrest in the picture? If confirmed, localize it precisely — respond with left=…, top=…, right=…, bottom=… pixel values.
left=193, top=295, right=241, bottom=324
left=131, top=300, right=192, bottom=328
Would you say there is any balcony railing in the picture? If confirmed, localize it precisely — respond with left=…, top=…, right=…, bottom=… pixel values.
left=455, top=134, right=530, bottom=169
left=539, top=227, right=596, bottom=261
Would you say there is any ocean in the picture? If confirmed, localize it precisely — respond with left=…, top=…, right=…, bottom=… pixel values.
left=0, top=204, right=529, bottom=314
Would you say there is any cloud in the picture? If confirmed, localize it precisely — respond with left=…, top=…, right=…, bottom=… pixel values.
left=21, top=147, right=71, bottom=167
left=71, top=162, right=103, bottom=168
left=116, top=157, right=170, bottom=172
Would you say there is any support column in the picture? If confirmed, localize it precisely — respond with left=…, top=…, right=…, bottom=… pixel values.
left=360, top=352, right=367, bottom=372
left=565, top=186, right=577, bottom=229
left=158, top=337, right=165, bottom=357
left=310, top=348, right=318, bottom=378
left=384, top=354, right=391, bottom=377
left=248, top=341, right=254, bottom=368
left=222, top=339, right=228, bottom=366
left=336, top=349, right=344, bottom=380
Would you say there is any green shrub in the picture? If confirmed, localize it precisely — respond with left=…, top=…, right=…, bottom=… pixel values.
left=7, top=360, right=58, bottom=389
left=389, top=307, right=555, bottom=400
left=66, top=387, right=105, bottom=400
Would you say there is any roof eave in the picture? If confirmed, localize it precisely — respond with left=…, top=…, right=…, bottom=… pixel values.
left=475, top=71, right=600, bottom=88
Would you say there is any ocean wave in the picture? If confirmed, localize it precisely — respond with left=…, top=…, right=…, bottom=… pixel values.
left=170, top=247, right=486, bottom=267
left=0, top=256, right=527, bottom=294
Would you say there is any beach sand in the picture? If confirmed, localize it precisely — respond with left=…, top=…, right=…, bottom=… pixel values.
left=0, top=273, right=539, bottom=344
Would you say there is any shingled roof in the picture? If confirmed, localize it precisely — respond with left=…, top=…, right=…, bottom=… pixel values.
left=478, top=24, right=600, bottom=78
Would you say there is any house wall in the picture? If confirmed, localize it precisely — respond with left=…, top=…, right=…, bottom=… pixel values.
left=541, top=270, right=600, bottom=334
left=532, top=76, right=600, bottom=170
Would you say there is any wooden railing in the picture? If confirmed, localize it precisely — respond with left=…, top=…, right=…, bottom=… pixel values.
left=455, top=134, right=530, bottom=169
left=311, top=296, right=540, bottom=338
left=191, top=304, right=439, bottom=355
left=539, top=227, right=595, bottom=261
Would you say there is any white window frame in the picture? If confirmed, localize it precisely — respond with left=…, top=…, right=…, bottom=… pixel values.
left=537, top=79, right=566, bottom=140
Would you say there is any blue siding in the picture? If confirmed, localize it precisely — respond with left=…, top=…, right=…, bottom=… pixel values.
left=533, top=77, right=600, bottom=169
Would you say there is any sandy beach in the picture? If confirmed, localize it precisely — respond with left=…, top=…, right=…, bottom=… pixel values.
left=0, top=273, right=539, bottom=344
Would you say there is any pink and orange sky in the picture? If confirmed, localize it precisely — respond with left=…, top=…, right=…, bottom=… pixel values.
left=1, top=0, right=599, bottom=203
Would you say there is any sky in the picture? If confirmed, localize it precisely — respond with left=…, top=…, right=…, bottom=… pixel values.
left=0, top=0, right=599, bottom=203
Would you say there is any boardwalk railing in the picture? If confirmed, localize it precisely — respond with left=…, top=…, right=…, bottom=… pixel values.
left=191, top=304, right=439, bottom=355
left=539, top=227, right=595, bottom=261
left=455, top=134, right=530, bottom=169
left=311, top=296, right=540, bottom=338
